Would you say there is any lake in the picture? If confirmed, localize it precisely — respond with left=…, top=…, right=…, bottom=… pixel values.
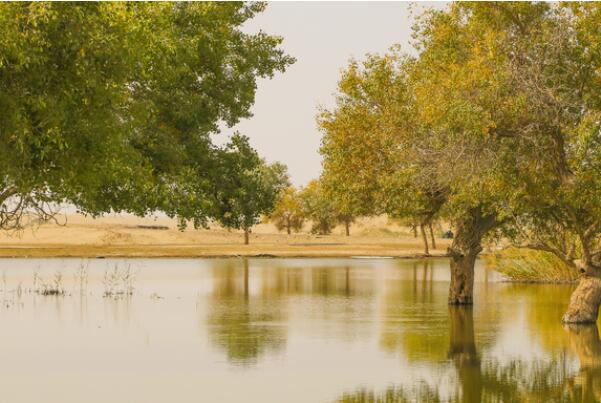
left=0, top=257, right=596, bottom=402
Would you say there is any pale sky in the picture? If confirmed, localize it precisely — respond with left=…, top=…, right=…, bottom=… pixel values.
left=216, top=2, right=445, bottom=186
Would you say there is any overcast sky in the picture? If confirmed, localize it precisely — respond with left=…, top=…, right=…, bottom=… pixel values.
left=216, top=2, right=445, bottom=187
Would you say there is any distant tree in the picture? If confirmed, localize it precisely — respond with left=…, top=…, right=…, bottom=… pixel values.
left=270, top=187, right=305, bottom=234
left=211, top=134, right=290, bottom=244
left=336, top=213, right=355, bottom=237
left=299, top=180, right=337, bottom=235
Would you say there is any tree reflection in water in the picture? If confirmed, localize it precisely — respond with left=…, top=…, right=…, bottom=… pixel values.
left=206, top=259, right=287, bottom=366
left=339, top=307, right=601, bottom=402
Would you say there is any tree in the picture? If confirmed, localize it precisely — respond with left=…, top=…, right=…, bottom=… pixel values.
left=121, top=2, right=295, bottom=227
left=0, top=2, right=294, bottom=232
left=299, top=180, right=337, bottom=235
left=469, top=2, right=601, bottom=323
left=319, top=3, right=589, bottom=307
left=407, top=1, right=601, bottom=317
left=269, top=186, right=305, bottom=234
left=211, top=134, right=290, bottom=244
left=318, top=50, right=445, bottom=253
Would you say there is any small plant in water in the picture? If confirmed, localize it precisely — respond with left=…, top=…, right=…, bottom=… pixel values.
left=103, top=264, right=135, bottom=298
left=33, top=271, right=66, bottom=296
left=73, top=263, right=89, bottom=295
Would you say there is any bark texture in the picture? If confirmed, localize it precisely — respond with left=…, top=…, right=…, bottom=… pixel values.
left=448, top=207, right=496, bottom=305
left=562, top=265, right=601, bottom=324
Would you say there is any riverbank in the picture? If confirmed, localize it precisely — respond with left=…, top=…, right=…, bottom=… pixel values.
left=0, top=214, right=451, bottom=258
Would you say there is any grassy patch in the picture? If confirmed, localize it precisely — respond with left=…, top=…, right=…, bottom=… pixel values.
left=485, top=248, right=578, bottom=283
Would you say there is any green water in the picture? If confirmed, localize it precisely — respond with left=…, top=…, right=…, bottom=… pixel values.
left=0, top=258, right=596, bottom=402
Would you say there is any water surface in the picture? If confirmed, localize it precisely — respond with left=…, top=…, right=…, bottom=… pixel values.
left=0, top=258, right=596, bottom=402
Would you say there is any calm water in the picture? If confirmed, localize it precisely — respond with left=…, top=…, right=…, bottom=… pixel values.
left=0, top=257, right=597, bottom=402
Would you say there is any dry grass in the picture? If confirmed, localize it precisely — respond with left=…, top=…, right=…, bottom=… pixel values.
left=0, top=213, right=451, bottom=258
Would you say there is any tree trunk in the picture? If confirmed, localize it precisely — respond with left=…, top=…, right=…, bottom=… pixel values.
left=286, top=223, right=291, bottom=235
left=412, top=224, right=418, bottom=238
left=345, top=219, right=350, bottom=236
left=562, top=264, right=601, bottom=324
left=448, top=207, right=497, bottom=305
left=429, top=222, right=436, bottom=249
left=243, top=227, right=250, bottom=245
left=420, top=223, right=429, bottom=255
left=449, top=252, right=478, bottom=305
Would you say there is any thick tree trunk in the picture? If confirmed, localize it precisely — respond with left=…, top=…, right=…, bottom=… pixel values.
left=448, top=207, right=496, bottom=305
left=420, top=223, right=429, bottom=255
left=449, top=252, right=478, bottom=305
left=562, top=264, right=601, bottom=324
left=344, top=220, right=350, bottom=236
left=429, top=222, right=436, bottom=249
left=243, top=227, right=250, bottom=245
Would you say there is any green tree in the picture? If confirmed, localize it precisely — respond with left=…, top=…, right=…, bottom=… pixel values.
left=211, top=134, right=290, bottom=244
left=269, top=186, right=305, bottom=235
left=407, top=1, right=601, bottom=316
left=299, top=180, right=337, bottom=235
left=0, top=2, right=294, bottom=231
left=319, top=50, right=445, bottom=252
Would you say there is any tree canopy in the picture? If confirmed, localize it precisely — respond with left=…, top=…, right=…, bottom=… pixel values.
left=319, top=2, right=601, bottom=322
left=210, top=134, right=290, bottom=244
left=269, top=186, right=305, bottom=235
left=0, top=2, right=294, bottom=230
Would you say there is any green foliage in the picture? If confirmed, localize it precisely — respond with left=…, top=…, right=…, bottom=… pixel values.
left=320, top=2, right=601, bottom=283
left=0, top=2, right=294, bottom=229
left=485, top=248, right=579, bottom=283
left=299, top=180, right=337, bottom=235
left=269, top=187, right=305, bottom=234
left=210, top=133, right=290, bottom=235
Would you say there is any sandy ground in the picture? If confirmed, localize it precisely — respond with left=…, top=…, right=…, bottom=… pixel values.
left=0, top=213, right=451, bottom=258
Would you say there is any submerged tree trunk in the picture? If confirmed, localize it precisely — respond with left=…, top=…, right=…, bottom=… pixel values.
left=243, top=227, right=250, bottom=245
left=429, top=222, right=436, bottom=250
left=448, top=207, right=496, bottom=305
left=562, top=264, right=601, bottom=324
left=420, top=223, right=429, bottom=255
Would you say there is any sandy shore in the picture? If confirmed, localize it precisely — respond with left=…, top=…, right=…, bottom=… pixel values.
left=0, top=214, right=451, bottom=258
